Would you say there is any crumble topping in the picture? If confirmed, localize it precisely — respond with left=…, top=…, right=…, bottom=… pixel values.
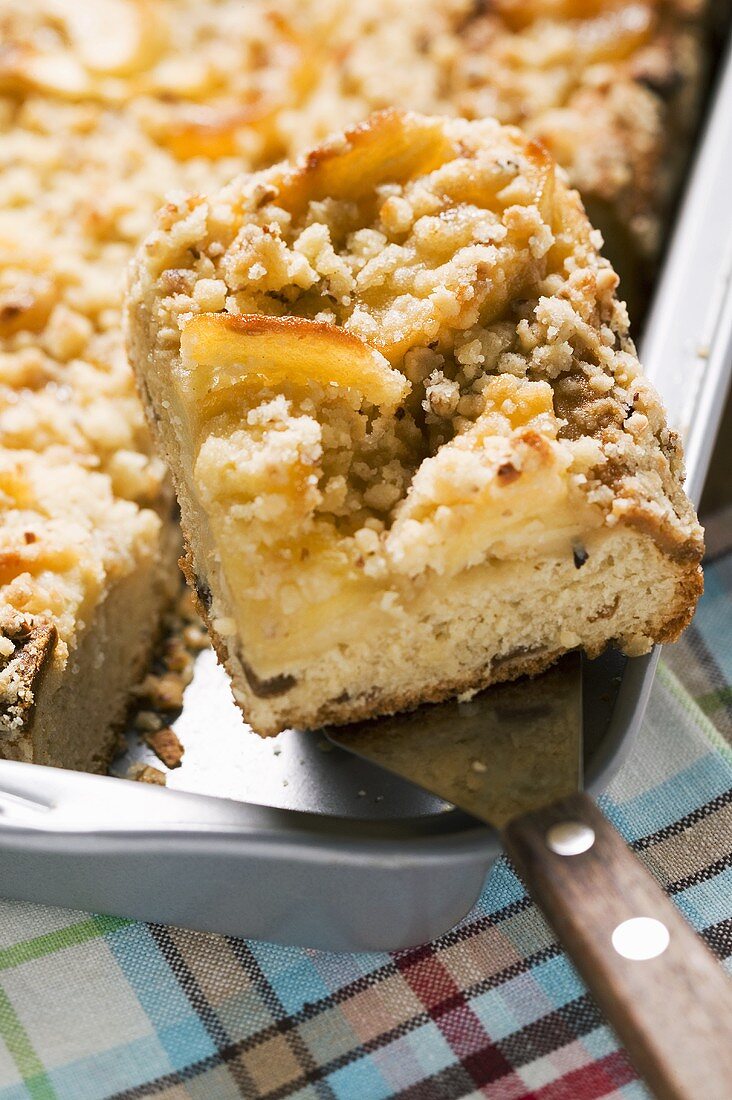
left=132, top=111, right=702, bottom=660
left=0, top=452, right=160, bottom=653
left=0, top=0, right=705, bottom=265
left=0, top=609, right=57, bottom=737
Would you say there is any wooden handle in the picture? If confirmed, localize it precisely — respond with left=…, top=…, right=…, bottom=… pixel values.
left=502, top=790, right=732, bottom=1100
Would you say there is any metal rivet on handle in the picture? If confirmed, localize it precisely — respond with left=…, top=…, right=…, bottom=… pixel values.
left=612, top=917, right=670, bottom=960
left=545, top=820, right=596, bottom=856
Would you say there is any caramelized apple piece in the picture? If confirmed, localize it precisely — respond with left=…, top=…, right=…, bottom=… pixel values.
left=179, top=313, right=410, bottom=414
left=0, top=48, right=92, bottom=98
left=46, top=0, right=166, bottom=77
left=0, top=0, right=167, bottom=100
left=0, top=275, right=55, bottom=338
left=161, top=103, right=284, bottom=163
left=277, top=109, right=456, bottom=218
left=493, top=0, right=654, bottom=80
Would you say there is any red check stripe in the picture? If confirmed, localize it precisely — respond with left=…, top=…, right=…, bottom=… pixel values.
left=519, top=1050, right=637, bottom=1100
left=394, top=944, right=518, bottom=1091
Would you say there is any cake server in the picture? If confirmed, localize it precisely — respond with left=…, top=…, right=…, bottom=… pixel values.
left=327, top=652, right=732, bottom=1100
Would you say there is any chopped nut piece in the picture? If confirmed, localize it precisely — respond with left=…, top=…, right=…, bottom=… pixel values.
left=134, top=709, right=163, bottom=733
left=127, top=763, right=167, bottom=785
left=143, top=726, right=184, bottom=768
left=134, top=673, right=186, bottom=711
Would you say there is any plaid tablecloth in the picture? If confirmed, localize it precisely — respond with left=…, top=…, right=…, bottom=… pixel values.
left=0, top=513, right=730, bottom=1100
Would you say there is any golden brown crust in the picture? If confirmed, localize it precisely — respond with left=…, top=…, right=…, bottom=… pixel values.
left=285, top=649, right=569, bottom=735
left=0, top=612, right=57, bottom=738
left=649, top=562, right=704, bottom=643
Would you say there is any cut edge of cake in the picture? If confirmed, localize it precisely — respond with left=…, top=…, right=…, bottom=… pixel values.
left=171, top=526, right=701, bottom=737
left=0, top=455, right=181, bottom=772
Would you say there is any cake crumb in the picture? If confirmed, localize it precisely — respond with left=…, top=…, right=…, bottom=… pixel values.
left=144, top=726, right=185, bottom=769
left=134, top=673, right=186, bottom=711
left=127, top=763, right=167, bottom=786
left=134, top=710, right=163, bottom=733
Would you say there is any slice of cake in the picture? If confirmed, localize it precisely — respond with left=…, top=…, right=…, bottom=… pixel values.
left=127, top=110, right=703, bottom=736
left=0, top=451, right=178, bottom=771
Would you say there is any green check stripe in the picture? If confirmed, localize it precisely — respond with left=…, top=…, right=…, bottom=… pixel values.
left=0, top=914, right=129, bottom=1098
left=0, top=914, right=129, bottom=972
left=697, top=685, right=732, bottom=715
left=0, top=985, right=55, bottom=1099
left=659, top=662, right=732, bottom=766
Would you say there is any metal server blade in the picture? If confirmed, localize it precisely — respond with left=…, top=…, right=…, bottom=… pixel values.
left=327, top=651, right=583, bottom=830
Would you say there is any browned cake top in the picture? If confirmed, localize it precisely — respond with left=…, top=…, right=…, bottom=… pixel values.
left=1, top=0, right=704, bottom=261
left=133, top=111, right=702, bottom=572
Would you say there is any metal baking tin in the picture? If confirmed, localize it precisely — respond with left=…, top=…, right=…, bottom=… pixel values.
left=0, top=43, right=730, bottom=952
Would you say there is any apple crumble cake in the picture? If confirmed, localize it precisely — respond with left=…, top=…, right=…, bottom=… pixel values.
left=0, top=0, right=709, bottom=765
left=128, top=111, right=703, bottom=735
